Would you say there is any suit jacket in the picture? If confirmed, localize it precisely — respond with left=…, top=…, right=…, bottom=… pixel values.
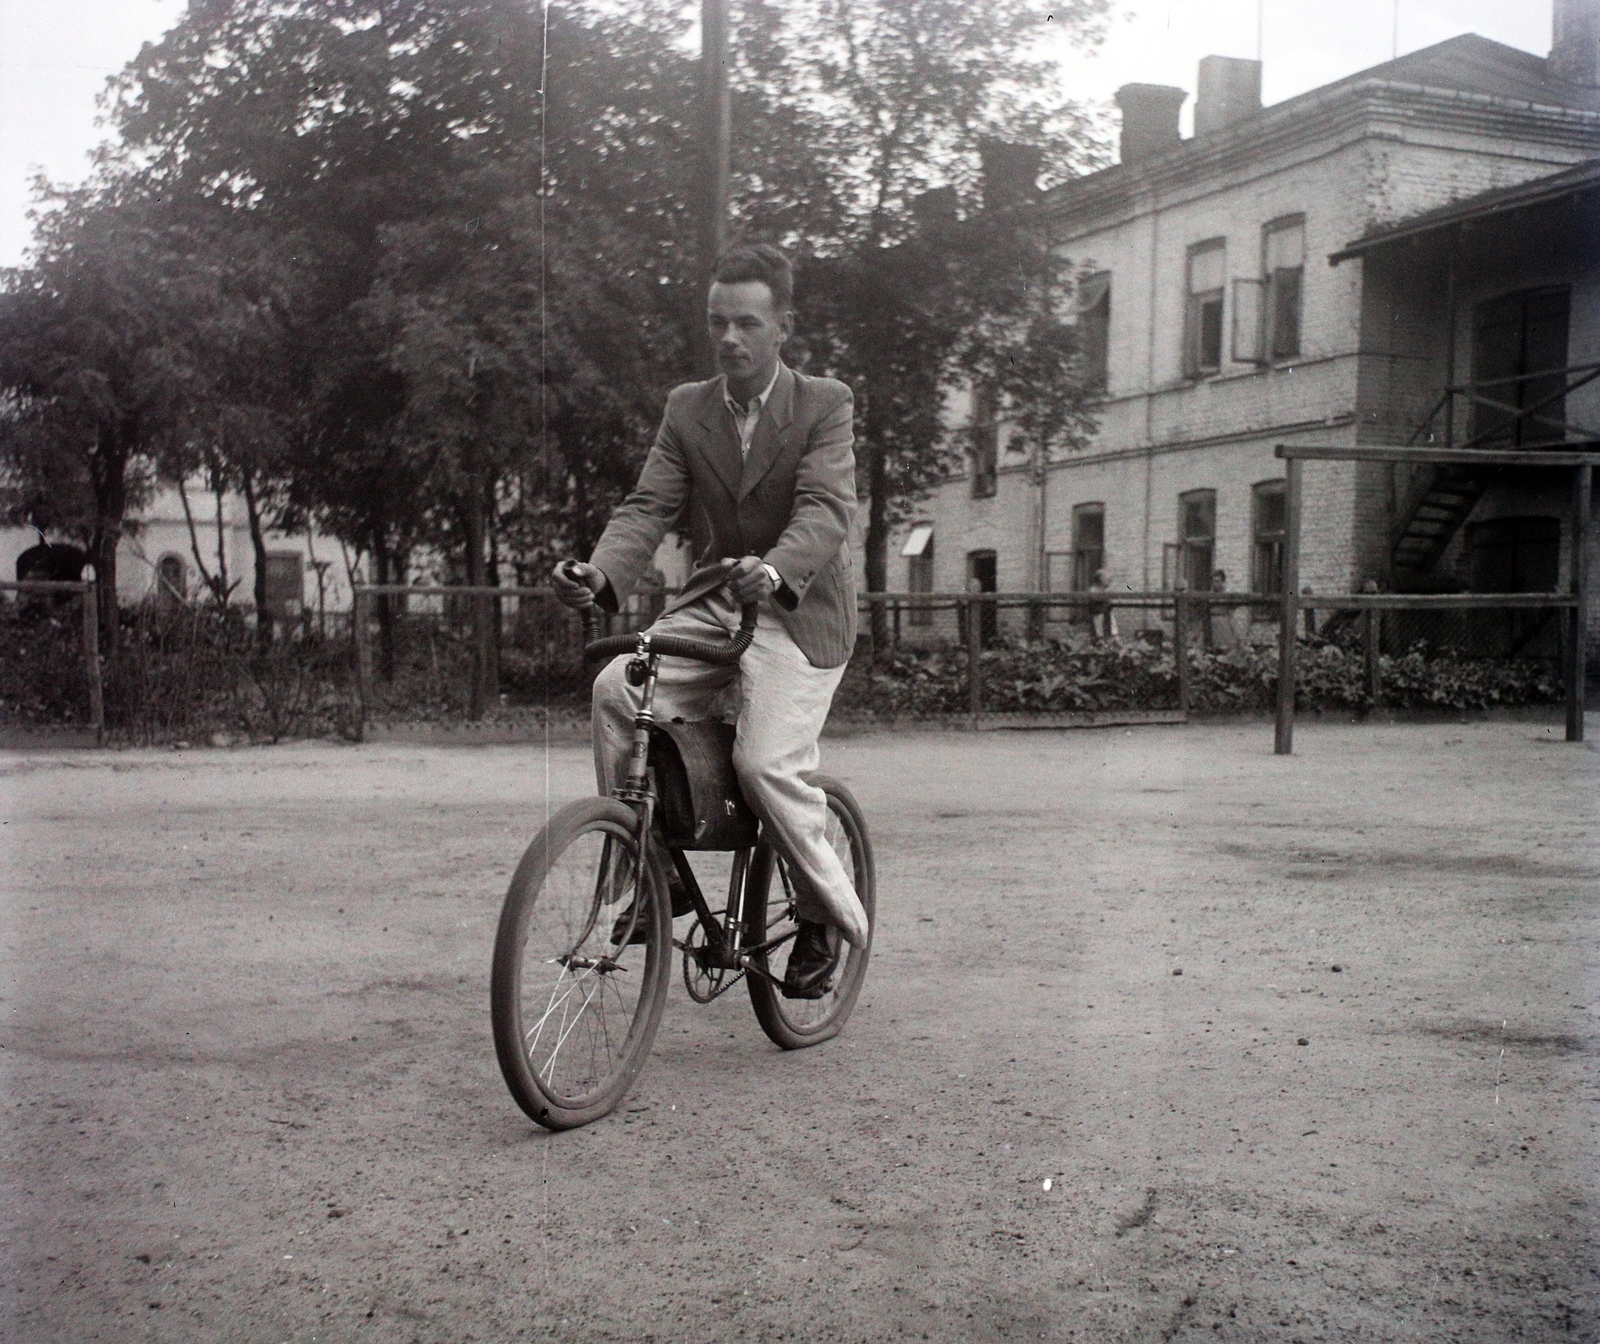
left=588, top=363, right=858, bottom=668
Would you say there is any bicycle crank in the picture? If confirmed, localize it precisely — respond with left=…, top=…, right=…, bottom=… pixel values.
left=677, top=921, right=744, bottom=1003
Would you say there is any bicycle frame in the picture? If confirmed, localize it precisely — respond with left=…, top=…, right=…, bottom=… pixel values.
left=606, top=637, right=796, bottom=990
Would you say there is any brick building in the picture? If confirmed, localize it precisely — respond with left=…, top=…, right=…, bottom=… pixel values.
left=891, top=6, right=1600, bottom=651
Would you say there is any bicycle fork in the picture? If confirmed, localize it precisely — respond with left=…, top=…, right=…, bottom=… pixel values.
left=609, top=645, right=661, bottom=942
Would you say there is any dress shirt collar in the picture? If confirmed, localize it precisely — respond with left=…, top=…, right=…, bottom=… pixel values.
left=723, top=361, right=782, bottom=420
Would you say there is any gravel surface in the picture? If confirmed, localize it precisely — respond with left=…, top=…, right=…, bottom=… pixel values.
left=2, top=719, right=1597, bottom=1343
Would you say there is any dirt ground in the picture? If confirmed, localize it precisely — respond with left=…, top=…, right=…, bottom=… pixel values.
left=1, top=718, right=1597, bottom=1344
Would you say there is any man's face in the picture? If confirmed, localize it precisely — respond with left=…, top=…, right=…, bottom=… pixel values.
left=707, top=280, right=791, bottom=387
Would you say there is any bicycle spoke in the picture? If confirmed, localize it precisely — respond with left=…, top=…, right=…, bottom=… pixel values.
left=493, top=800, right=674, bottom=1126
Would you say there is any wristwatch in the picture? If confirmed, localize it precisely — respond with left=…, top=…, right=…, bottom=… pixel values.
left=760, top=562, right=782, bottom=592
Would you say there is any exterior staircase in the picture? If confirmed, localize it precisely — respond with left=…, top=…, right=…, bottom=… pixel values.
left=1390, top=466, right=1490, bottom=583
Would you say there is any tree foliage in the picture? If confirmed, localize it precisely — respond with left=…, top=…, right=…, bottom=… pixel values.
left=1, top=0, right=1112, bottom=661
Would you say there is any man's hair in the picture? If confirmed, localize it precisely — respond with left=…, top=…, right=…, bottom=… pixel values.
left=712, top=243, right=793, bottom=314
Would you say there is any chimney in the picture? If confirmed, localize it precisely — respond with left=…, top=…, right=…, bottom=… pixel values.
left=1550, top=0, right=1600, bottom=85
left=1113, top=84, right=1187, bottom=166
left=1194, top=56, right=1263, bottom=136
left=978, top=139, right=1043, bottom=211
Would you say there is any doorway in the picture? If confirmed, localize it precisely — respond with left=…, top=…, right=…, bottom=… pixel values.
left=967, top=549, right=997, bottom=647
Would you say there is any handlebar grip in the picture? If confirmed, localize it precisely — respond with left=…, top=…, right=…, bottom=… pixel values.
left=557, top=562, right=604, bottom=644
left=582, top=601, right=759, bottom=665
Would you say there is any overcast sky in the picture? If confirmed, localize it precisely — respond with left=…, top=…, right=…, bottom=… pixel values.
left=0, top=0, right=1556, bottom=267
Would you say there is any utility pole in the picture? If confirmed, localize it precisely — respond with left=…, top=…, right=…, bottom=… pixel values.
left=695, top=0, right=731, bottom=376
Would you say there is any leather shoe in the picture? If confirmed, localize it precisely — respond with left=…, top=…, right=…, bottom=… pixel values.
left=782, top=920, right=841, bottom=999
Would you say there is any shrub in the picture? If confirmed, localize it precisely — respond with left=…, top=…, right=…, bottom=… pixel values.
left=835, top=633, right=1563, bottom=718
left=0, top=597, right=92, bottom=726
left=103, top=602, right=356, bottom=743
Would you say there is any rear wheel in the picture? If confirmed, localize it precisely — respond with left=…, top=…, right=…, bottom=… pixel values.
left=490, top=798, right=670, bottom=1129
left=745, top=775, right=875, bottom=1049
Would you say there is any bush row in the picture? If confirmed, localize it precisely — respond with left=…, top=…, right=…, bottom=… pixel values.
left=4, top=605, right=1564, bottom=744
left=1, top=601, right=357, bottom=744
left=832, top=633, right=1564, bottom=718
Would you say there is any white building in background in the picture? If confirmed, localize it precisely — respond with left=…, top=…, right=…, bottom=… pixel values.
left=1, top=481, right=355, bottom=634
left=891, top=7, right=1600, bottom=649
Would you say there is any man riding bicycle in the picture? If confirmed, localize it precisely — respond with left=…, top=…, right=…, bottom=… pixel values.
left=551, top=243, right=868, bottom=999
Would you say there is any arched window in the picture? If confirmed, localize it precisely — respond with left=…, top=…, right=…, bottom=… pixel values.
left=156, top=553, right=188, bottom=605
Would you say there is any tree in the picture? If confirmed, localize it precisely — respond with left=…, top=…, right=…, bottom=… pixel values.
left=729, top=0, right=1112, bottom=635
left=0, top=186, right=223, bottom=649
left=107, top=0, right=702, bottom=652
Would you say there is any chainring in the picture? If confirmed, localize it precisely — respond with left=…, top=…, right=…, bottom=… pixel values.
left=679, top=916, right=743, bottom=1003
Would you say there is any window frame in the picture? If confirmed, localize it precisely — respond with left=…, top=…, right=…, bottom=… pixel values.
left=1070, top=502, right=1106, bottom=592
left=1262, top=215, right=1305, bottom=362
left=1175, top=489, right=1217, bottom=592
left=1183, top=240, right=1227, bottom=378
left=905, top=526, right=935, bottom=627
left=155, top=552, right=188, bottom=605
left=969, top=383, right=999, bottom=498
left=1470, top=286, right=1571, bottom=446
left=1077, top=271, right=1112, bottom=391
left=1250, top=478, right=1286, bottom=604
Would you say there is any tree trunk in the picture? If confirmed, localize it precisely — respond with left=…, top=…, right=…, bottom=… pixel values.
left=373, top=543, right=397, bottom=683
left=177, top=470, right=231, bottom=604
left=861, top=389, right=890, bottom=651
left=90, top=523, right=121, bottom=658
left=211, top=462, right=233, bottom=600
left=486, top=503, right=502, bottom=698
left=88, top=430, right=129, bottom=657
left=241, top=469, right=272, bottom=650
left=462, top=476, right=490, bottom=720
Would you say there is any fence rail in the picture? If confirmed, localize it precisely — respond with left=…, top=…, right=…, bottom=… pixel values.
left=346, top=581, right=1576, bottom=739
left=1275, top=442, right=1595, bottom=752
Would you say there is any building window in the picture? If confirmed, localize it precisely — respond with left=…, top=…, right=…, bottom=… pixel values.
left=970, top=383, right=998, bottom=497
left=1184, top=240, right=1226, bottom=377
left=1251, top=480, right=1286, bottom=598
left=1070, top=503, right=1105, bottom=590
left=156, top=553, right=187, bottom=606
left=1077, top=271, right=1111, bottom=389
left=902, top=523, right=934, bottom=626
left=1262, top=216, right=1304, bottom=361
left=1472, top=287, right=1570, bottom=445
left=1164, top=490, right=1216, bottom=590
left=262, top=552, right=305, bottom=635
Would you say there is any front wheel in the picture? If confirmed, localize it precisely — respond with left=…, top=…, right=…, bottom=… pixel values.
left=745, top=775, right=875, bottom=1049
left=490, top=797, right=671, bottom=1130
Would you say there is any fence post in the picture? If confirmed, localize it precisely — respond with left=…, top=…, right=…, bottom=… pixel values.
left=353, top=589, right=372, bottom=743
left=966, top=595, right=983, bottom=730
left=1173, top=587, right=1191, bottom=716
left=467, top=590, right=486, bottom=722
left=1569, top=461, right=1591, bottom=742
left=1275, top=456, right=1304, bottom=755
left=81, top=581, right=105, bottom=745
left=1364, top=606, right=1382, bottom=708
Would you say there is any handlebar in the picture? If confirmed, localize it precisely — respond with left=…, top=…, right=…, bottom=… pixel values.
left=562, top=562, right=758, bottom=666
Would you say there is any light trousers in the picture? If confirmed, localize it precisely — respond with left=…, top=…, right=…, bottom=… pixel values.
left=590, top=591, right=868, bottom=946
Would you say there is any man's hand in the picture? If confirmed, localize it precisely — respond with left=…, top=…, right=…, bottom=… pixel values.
left=726, top=554, right=776, bottom=605
left=551, top=560, right=605, bottom=610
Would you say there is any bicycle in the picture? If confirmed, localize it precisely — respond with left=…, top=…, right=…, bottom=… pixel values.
left=490, top=584, right=876, bottom=1131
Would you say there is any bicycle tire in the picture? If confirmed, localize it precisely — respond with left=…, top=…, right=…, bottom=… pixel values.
left=744, top=775, right=875, bottom=1049
left=490, top=797, right=671, bottom=1129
